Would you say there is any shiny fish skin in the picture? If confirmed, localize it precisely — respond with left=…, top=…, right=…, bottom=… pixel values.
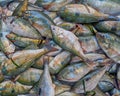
left=37, top=57, right=55, bottom=96
left=49, top=51, right=71, bottom=74
left=78, top=36, right=100, bottom=53
left=25, top=10, right=54, bottom=38
left=96, top=32, right=120, bottom=63
left=35, top=0, right=73, bottom=11
left=0, top=20, right=15, bottom=54
left=72, top=66, right=107, bottom=93
left=56, top=91, right=79, bottom=96
left=51, top=25, right=87, bottom=61
left=12, top=0, right=28, bottom=17
left=17, top=68, right=43, bottom=86
left=6, top=33, right=45, bottom=48
left=3, top=16, right=42, bottom=39
left=54, top=80, right=71, bottom=95
left=81, top=0, right=120, bottom=15
left=0, top=80, right=32, bottom=96
left=32, top=55, right=53, bottom=69
left=58, top=4, right=118, bottom=23
left=1, top=47, right=50, bottom=77
left=94, top=21, right=120, bottom=34
left=58, top=62, right=96, bottom=82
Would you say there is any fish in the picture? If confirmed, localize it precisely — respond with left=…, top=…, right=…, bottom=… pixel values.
left=0, top=19, right=15, bottom=54
left=58, top=4, right=118, bottom=23
left=54, top=79, right=71, bottom=95
left=49, top=51, right=71, bottom=74
left=12, top=0, right=28, bottom=16
left=1, top=44, right=54, bottom=77
left=6, top=33, right=45, bottom=48
left=37, top=56, right=55, bottom=96
left=0, top=80, right=32, bottom=96
left=17, top=68, right=43, bottom=86
left=32, top=55, right=53, bottom=69
left=56, top=91, right=79, bottom=96
left=78, top=36, right=100, bottom=53
left=72, top=66, right=107, bottom=93
left=58, top=62, right=96, bottom=82
left=25, top=10, right=54, bottom=38
left=81, top=0, right=120, bottom=15
left=35, top=0, right=73, bottom=11
left=96, top=32, right=120, bottom=63
left=51, top=25, right=87, bottom=61
left=94, top=21, right=120, bottom=35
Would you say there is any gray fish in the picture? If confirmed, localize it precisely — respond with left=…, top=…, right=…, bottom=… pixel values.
left=38, top=57, right=55, bottom=96
left=72, top=66, right=107, bottom=93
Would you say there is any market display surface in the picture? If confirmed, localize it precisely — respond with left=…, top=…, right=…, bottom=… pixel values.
left=0, top=0, right=120, bottom=96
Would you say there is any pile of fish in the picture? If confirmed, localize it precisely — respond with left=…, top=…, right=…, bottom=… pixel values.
left=0, top=0, right=120, bottom=96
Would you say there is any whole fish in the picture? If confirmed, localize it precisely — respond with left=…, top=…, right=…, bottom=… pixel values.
left=3, top=16, right=42, bottom=39
left=1, top=45, right=54, bottom=77
left=51, top=25, right=87, bottom=61
left=0, top=80, right=32, bottom=96
left=37, top=57, right=55, bottom=96
left=49, top=51, right=71, bottom=74
left=81, top=0, right=120, bottom=15
left=94, top=21, right=120, bottom=34
left=72, top=66, right=107, bottom=93
left=6, top=33, right=45, bottom=48
left=17, top=68, right=43, bottom=86
left=58, top=4, right=118, bottom=23
left=35, top=0, right=73, bottom=11
left=58, top=62, right=96, bottom=82
left=96, top=32, right=120, bottom=63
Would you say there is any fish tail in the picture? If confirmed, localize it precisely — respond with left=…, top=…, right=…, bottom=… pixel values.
left=107, top=16, right=120, bottom=21
left=44, top=39, right=58, bottom=52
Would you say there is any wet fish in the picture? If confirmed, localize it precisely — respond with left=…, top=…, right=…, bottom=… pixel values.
left=94, top=21, right=120, bottom=34
left=25, top=10, right=54, bottom=38
left=1, top=45, right=53, bottom=77
left=72, top=66, right=107, bottom=93
left=78, top=36, right=100, bottom=53
left=37, top=57, right=55, bottom=96
left=35, top=0, right=73, bottom=11
left=17, top=68, right=43, bottom=86
left=32, top=55, right=53, bottom=69
left=0, top=80, right=32, bottom=96
left=12, top=0, right=28, bottom=16
left=96, top=32, right=120, bottom=63
left=58, top=62, right=96, bottom=82
left=54, top=79, right=71, bottom=95
left=6, top=33, right=45, bottom=48
left=51, top=25, right=87, bottom=61
left=81, top=0, right=120, bottom=15
left=49, top=51, right=71, bottom=74
left=58, top=4, right=118, bottom=23
left=3, top=16, right=42, bottom=39
left=56, top=91, right=79, bottom=96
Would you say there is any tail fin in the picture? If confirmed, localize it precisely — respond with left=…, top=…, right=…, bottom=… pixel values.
left=44, top=39, right=58, bottom=52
